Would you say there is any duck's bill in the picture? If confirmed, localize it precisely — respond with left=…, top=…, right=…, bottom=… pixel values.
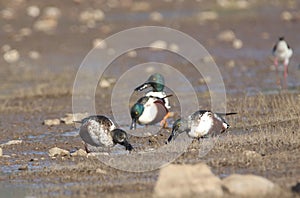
left=121, top=140, right=133, bottom=151
left=166, top=129, right=179, bottom=143
left=130, top=119, right=137, bottom=130
left=134, top=83, right=151, bottom=91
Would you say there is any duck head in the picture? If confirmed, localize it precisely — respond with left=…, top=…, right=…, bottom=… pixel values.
left=111, top=129, right=133, bottom=151
left=134, top=73, right=165, bottom=92
left=167, top=118, right=188, bottom=143
left=130, top=102, right=144, bottom=130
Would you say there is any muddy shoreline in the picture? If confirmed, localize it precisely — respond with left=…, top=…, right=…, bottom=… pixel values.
left=0, top=0, right=300, bottom=197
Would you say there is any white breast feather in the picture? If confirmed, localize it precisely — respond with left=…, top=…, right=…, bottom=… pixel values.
left=188, top=113, right=214, bottom=138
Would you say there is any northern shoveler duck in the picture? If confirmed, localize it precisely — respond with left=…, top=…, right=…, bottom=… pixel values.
left=134, top=73, right=172, bottom=127
left=272, top=37, right=293, bottom=88
left=77, top=115, right=133, bottom=152
left=130, top=95, right=171, bottom=130
left=167, top=110, right=236, bottom=142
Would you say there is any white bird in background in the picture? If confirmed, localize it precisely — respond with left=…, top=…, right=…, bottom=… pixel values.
left=272, top=37, right=293, bottom=89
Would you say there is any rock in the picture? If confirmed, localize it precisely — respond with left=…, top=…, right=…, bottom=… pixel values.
left=150, top=40, right=167, bottom=50
left=27, top=6, right=40, bottom=17
left=70, top=149, right=87, bottom=157
left=217, top=30, right=236, bottom=42
left=1, top=8, right=15, bottom=20
left=43, top=118, right=60, bottom=126
left=222, top=174, right=277, bottom=197
left=202, top=56, right=214, bottom=63
left=232, top=39, right=243, bottom=49
left=28, top=51, right=40, bottom=60
left=149, top=11, right=163, bottom=22
left=44, top=7, right=61, bottom=19
left=48, top=147, right=70, bottom=157
left=60, top=114, right=77, bottom=125
left=79, top=9, right=105, bottom=24
left=99, top=78, right=111, bottom=88
left=18, top=164, right=28, bottom=171
left=226, top=60, right=235, bottom=68
left=3, top=49, right=20, bottom=63
left=30, top=158, right=38, bottom=162
left=0, top=147, right=2, bottom=156
left=127, top=50, right=137, bottom=58
left=34, top=18, right=58, bottom=32
left=131, top=2, right=151, bottom=11
left=1, top=140, right=22, bottom=146
left=243, top=150, right=261, bottom=158
left=1, top=44, right=11, bottom=52
left=197, top=11, right=219, bottom=22
left=281, top=11, right=293, bottom=21
left=96, top=168, right=107, bottom=174
left=154, top=163, right=223, bottom=198
left=168, top=43, right=179, bottom=53
left=92, top=38, right=107, bottom=49
left=19, top=28, right=32, bottom=37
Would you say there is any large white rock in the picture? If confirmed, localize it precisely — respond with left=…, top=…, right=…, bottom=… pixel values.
left=222, top=174, right=278, bottom=197
left=154, top=163, right=223, bottom=198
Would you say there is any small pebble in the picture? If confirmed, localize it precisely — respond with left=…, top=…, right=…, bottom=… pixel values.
left=3, top=49, right=20, bottom=63
left=93, top=38, right=107, bottom=49
left=1, top=44, right=11, bottom=52
left=96, top=168, right=107, bottom=174
left=226, top=60, right=235, bottom=68
left=1, top=140, right=22, bottom=146
left=44, top=6, right=61, bottom=19
left=43, top=118, right=60, bottom=126
left=33, top=18, right=58, bottom=32
left=27, top=6, right=40, bottom=17
left=281, top=11, right=293, bottom=21
left=99, top=78, right=111, bottom=88
left=243, top=150, right=261, bottom=158
left=28, top=51, right=40, bottom=60
left=150, top=40, right=167, bottom=50
left=1, top=8, right=14, bottom=20
left=131, top=2, right=151, bottom=11
left=168, top=43, right=179, bottom=53
left=127, top=50, right=137, bottom=58
left=202, top=56, right=214, bottom=63
left=18, top=164, right=28, bottom=171
left=19, top=28, right=32, bottom=37
left=49, top=147, right=70, bottom=157
left=149, top=11, right=163, bottom=22
left=217, top=30, right=236, bottom=42
left=232, top=39, right=243, bottom=49
left=30, top=158, right=38, bottom=162
left=197, top=11, right=219, bottom=22
left=70, top=149, right=87, bottom=157
left=0, top=147, right=2, bottom=157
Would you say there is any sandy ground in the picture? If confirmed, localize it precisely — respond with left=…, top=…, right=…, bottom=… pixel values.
left=0, top=0, right=300, bottom=197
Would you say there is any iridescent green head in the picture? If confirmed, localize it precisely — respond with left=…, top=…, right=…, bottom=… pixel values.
left=130, top=103, right=144, bottom=130
left=134, top=73, right=165, bottom=92
left=167, top=118, right=188, bottom=143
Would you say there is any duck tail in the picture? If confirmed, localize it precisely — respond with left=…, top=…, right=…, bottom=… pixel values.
left=217, top=112, right=237, bottom=116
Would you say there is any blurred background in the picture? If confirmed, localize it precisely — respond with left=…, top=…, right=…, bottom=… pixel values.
left=0, top=0, right=299, bottom=100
